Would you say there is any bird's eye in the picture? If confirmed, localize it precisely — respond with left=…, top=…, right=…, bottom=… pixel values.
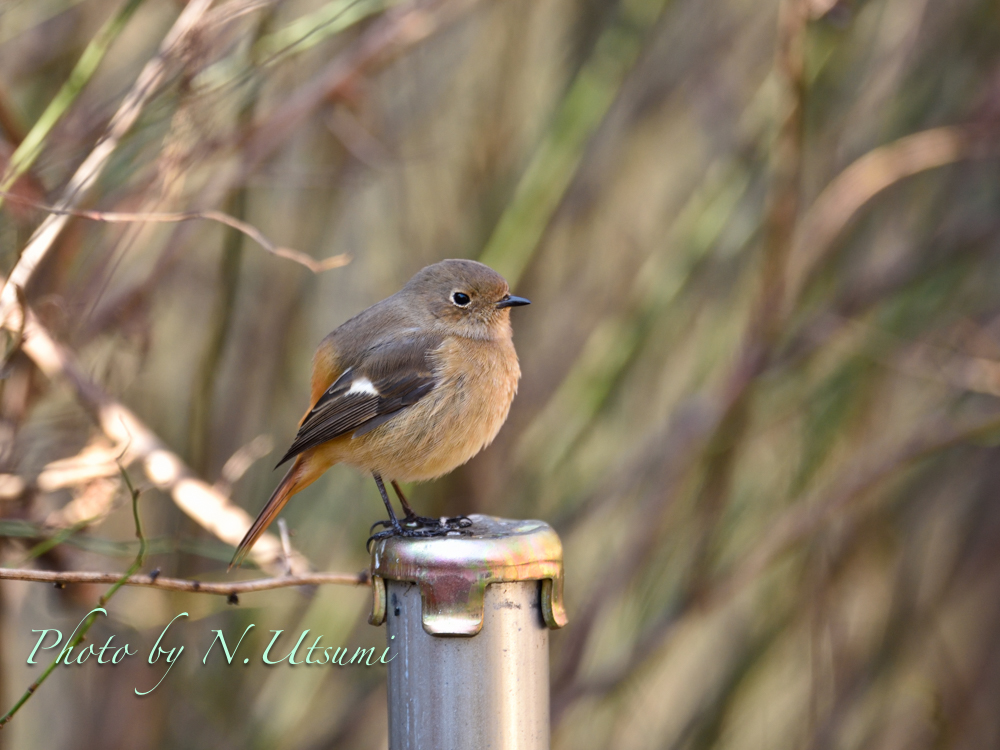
left=451, top=292, right=471, bottom=306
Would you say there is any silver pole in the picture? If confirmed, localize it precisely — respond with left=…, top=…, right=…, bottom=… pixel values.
left=369, top=515, right=568, bottom=750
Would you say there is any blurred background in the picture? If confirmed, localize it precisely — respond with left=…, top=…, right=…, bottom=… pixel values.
left=2, top=0, right=1000, bottom=747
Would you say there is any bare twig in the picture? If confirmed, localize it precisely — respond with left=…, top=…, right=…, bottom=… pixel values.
left=0, top=81, right=26, bottom=145
left=845, top=316, right=1000, bottom=399
left=0, top=193, right=350, bottom=274
left=238, top=0, right=480, bottom=175
left=786, top=124, right=1000, bottom=307
left=477, top=0, right=671, bottom=286
left=0, top=465, right=147, bottom=728
left=0, top=0, right=216, bottom=325
left=44, top=478, right=119, bottom=530
left=0, top=567, right=368, bottom=593
left=278, top=519, right=294, bottom=576
left=562, top=409, right=1000, bottom=706
left=753, top=0, right=807, bottom=345
left=213, top=434, right=274, bottom=497
left=0, top=0, right=148, bottom=205
left=324, top=107, right=395, bottom=170
left=82, top=0, right=468, bottom=340
left=4, top=293, right=309, bottom=575
left=34, top=438, right=122, bottom=530
left=0, top=141, right=47, bottom=228
left=550, top=407, right=711, bottom=701
left=556, top=0, right=810, bottom=715
left=16, top=519, right=95, bottom=568
left=711, top=409, right=1000, bottom=604
left=683, top=0, right=808, bottom=586
left=35, top=439, right=122, bottom=493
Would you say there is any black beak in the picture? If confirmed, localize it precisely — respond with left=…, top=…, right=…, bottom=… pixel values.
left=496, top=295, right=531, bottom=309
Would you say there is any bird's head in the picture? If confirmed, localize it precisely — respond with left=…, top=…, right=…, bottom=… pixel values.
left=404, top=259, right=530, bottom=339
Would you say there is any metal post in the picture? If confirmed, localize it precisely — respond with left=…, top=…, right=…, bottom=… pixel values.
left=369, top=515, right=568, bottom=750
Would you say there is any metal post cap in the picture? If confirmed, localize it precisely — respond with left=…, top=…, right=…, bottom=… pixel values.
left=368, top=514, right=568, bottom=636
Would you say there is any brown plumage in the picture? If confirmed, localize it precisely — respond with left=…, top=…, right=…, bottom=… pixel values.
left=230, top=259, right=529, bottom=567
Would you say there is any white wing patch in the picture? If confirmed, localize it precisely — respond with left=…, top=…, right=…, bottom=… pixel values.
left=348, top=377, right=379, bottom=396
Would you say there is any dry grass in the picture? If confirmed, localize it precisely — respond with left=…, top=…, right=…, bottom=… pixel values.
left=2, top=0, right=1000, bottom=747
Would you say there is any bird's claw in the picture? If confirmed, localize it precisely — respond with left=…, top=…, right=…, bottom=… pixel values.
left=366, top=514, right=473, bottom=551
left=402, top=513, right=472, bottom=530
left=401, top=514, right=473, bottom=535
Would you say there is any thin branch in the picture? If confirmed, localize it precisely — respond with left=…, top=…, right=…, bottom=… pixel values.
left=560, top=409, right=1000, bottom=706
left=0, top=193, right=350, bottom=274
left=477, top=0, right=671, bottom=287
left=16, top=519, right=94, bottom=567
left=0, top=0, right=148, bottom=206
left=119, top=463, right=148, bottom=568
left=213, top=434, right=274, bottom=497
left=553, top=2, right=810, bottom=715
left=0, top=465, right=148, bottom=728
left=324, top=106, right=395, bottom=170
left=0, top=567, right=369, bottom=593
left=786, top=124, right=1000, bottom=307
left=82, top=0, right=472, bottom=339
left=850, top=316, right=1000, bottom=399
left=0, top=521, right=249, bottom=562
left=4, top=293, right=310, bottom=575
left=0, top=141, right=48, bottom=228
left=712, top=409, right=1000, bottom=604
left=278, top=518, right=294, bottom=576
left=238, top=0, right=480, bottom=175
left=0, top=0, right=217, bottom=325
left=0, top=81, right=26, bottom=145
left=684, top=0, right=808, bottom=591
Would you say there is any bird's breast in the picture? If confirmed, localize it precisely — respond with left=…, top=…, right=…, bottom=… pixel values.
left=340, top=335, right=520, bottom=481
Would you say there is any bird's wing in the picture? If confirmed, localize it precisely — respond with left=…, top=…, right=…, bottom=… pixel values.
left=274, top=335, right=440, bottom=467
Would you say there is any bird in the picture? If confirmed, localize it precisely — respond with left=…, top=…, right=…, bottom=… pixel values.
left=230, top=259, right=530, bottom=568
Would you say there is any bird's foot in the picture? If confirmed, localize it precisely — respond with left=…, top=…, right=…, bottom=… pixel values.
left=367, top=517, right=404, bottom=551
left=402, top=513, right=472, bottom=531
left=366, top=514, right=473, bottom=550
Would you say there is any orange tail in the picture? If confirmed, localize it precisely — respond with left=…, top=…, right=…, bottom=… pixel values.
left=230, top=456, right=317, bottom=569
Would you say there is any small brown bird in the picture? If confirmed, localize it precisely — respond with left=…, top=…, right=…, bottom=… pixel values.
left=231, top=259, right=529, bottom=567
